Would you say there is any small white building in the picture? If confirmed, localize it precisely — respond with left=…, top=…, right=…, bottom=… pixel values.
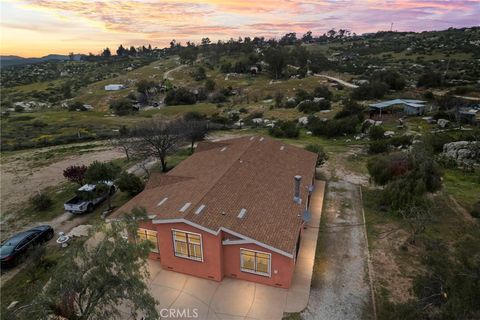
left=105, top=84, right=125, bottom=91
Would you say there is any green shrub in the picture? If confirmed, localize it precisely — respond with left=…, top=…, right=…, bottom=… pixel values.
left=305, top=144, right=329, bottom=166
left=390, top=135, right=413, bottom=148
left=297, top=99, right=331, bottom=114
left=367, top=153, right=411, bottom=185
left=369, top=126, right=386, bottom=140
left=417, top=71, right=442, bottom=88
left=368, top=140, right=390, bottom=154
left=30, top=192, right=53, bottom=211
left=313, top=86, right=332, bottom=100
left=351, top=81, right=389, bottom=100
left=424, top=133, right=454, bottom=153
left=116, top=172, right=145, bottom=197
left=165, top=87, right=196, bottom=105
left=110, top=98, right=135, bottom=116
left=68, top=101, right=87, bottom=111
left=205, top=78, right=216, bottom=91
left=471, top=201, right=480, bottom=218
left=268, top=120, right=299, bottom=138
left=209, top=92, right=227, bottom=103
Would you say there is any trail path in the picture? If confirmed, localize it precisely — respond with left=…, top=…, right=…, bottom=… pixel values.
left=314, top=74, right=359, bottom=88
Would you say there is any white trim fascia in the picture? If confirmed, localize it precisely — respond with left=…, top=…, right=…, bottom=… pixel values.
left=222, top=239, right=253, bottom=245
left=152, top=218, right=294, bottom=258
left=152, top=218, right=218, bottom=235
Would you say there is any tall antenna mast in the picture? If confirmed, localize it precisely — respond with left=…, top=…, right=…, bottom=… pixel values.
left=390, top=23, right=394, bottom=32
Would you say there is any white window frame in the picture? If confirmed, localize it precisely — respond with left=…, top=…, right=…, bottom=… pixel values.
left=172, top=229, right=204, bottom=262
left=137, top=228, right=159, bottom=253
left=240, top=248, right=271, bottom=277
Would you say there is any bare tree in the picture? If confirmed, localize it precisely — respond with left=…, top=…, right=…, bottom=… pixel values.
left=109, top=137, right=135, bottom=161
left=131, top=119, right=184, bottom=172
left=182, top=119, right=209, bottom=153
left=400, top=206, right=431, bottom=245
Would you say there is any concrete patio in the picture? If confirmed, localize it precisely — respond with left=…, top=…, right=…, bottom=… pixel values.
left=120, top=181, right=325, bottom=320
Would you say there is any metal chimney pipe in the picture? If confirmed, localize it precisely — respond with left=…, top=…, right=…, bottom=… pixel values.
left=294, top=175, right=302, bottom=203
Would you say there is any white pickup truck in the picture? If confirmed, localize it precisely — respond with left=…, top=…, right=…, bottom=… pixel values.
left=64, top=182, right=116, bottom=214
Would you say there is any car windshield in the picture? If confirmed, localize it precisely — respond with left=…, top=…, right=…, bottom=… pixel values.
left=0, top=243, right=15, bottom=256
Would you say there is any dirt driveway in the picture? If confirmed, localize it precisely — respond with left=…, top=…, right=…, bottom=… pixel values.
left=0, top=145, right=124, bottom=217
left=303, top=181, right=374, bottom=320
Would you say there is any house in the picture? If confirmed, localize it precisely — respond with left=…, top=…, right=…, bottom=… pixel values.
left=104, top=84, right=125, bottom=91
left=369, top=99, right=427, bottom=117
left=115, top=136, right=317, bottom=288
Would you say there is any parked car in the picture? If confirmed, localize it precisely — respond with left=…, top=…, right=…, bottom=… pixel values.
left=64, top=181, right=116, bottom=214
left=0, top=225, right=54, bottom=267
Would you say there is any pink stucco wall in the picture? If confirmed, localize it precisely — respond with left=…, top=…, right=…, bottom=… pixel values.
left=138, top=221, right=296, bottom=288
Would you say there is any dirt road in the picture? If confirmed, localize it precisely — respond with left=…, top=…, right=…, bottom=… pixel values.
left=303, top=181, right=374, bottom=320
left=163, top=63, right=186, bottom=80
left=314, top=74, right=359, bottom=89
left=0, top=145, right=124, bottom=217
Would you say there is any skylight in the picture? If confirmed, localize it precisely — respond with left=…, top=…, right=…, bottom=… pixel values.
left=249, top=136, right=255, bottom=141
left=259, top=137, right=264, bottom=141
left=157, top=197, right=168, bottom=207
left=220, top=147, right=227, bottom=152
left=179, top=202, right=192, bottom=212
left=238, top=208, right=247, bottom=219
left=195, top=204, right=206, bottom=214
left=280, top=146, right=285, bottom=150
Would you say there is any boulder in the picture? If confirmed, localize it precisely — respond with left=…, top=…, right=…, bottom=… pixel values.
left=298, top=116, right=309, bottom=125
left=443, top=141, right=480, bottom=164
left=437, top=118, right=450, bottom=128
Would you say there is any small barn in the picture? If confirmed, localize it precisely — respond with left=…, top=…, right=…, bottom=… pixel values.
left=369, top=99, right=426, bottom=117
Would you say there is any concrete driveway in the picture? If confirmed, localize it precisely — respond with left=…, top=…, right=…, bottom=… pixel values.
left=119, top=181, right=325, bottom=320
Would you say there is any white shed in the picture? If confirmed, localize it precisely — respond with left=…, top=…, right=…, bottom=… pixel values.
left=104, top=84, right=125, bottom=91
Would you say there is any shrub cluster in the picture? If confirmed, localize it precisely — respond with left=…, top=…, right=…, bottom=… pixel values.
left=268, top=120, right=299, bottom=138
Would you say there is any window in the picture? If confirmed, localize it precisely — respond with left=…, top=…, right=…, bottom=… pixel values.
left=240, top=249, right=271, bottom=277
left=172, top=230, right=203, bottom=261
left=137, top=229, right=159, bottom=253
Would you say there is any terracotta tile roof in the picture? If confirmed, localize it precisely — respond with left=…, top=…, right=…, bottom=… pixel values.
left=116, top=136, right=317, bottom=255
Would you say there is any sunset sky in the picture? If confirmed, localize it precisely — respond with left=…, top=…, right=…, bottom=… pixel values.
left=1, top=0, right=479, bottom=57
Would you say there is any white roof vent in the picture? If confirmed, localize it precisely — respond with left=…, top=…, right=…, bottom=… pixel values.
left=179, top=202, right=191, bottom=212
left=249, top=136, right=255, bottom=141
left=157, top=197, right=168, bottom=207
left=280, top=146, right=285, bottom=150
left=220, top=147, right=227, bottom=152
left=195, top=204, right=206, bottom=214
left=238, top=208, right=247, bottom=219
left=259, top=137, right=264, bottom=142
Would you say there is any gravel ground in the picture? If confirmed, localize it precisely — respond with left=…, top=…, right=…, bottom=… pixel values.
left=302, top=181, right=373, bottom=320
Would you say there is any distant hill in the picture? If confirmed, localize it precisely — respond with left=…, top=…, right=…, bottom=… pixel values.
left=0, top=54, right=82, bottom=68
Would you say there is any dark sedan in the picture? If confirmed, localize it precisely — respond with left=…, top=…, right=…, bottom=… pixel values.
left=0, top=225, right=54, bottom=267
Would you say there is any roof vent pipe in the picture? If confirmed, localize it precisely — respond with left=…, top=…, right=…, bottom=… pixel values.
left=294, top=175, right=302, bottom=204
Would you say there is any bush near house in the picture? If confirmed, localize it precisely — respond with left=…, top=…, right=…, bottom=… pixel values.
left=368, top=145, right=442, bottom=210
left=116, top=172, right=145, bottom=197
left=30, top=192, right=53, bottom=211
left=305, top=144, right=329, bottom=166
left=307, top=115, right=360, bottom=137
left=268, top=120, right=299, bottom=138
